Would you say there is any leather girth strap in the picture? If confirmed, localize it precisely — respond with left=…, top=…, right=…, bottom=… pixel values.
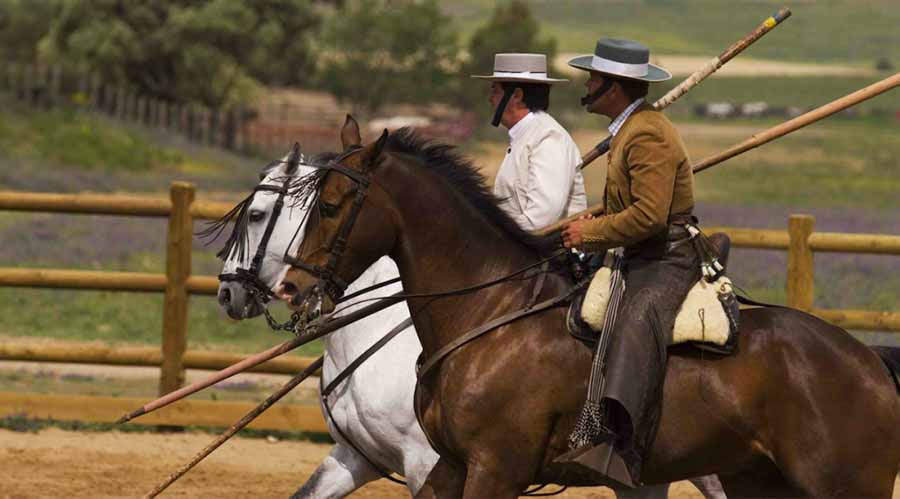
left=417, top=285, right=575, bottom=381
left=322, top=317, right=414, bottom=397
left=320, top=317, right=414, bottom=485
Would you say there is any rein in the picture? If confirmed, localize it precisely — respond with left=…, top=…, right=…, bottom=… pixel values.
left=325, top=250, right=566, bottom=319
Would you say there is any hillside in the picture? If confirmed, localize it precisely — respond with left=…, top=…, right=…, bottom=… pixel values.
left=446, top=1, right=900, bottom=66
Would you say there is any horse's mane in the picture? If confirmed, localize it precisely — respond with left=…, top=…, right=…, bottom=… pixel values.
left=384, top=128, right=558, bottom=255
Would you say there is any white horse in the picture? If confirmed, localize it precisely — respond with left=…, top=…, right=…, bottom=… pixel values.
left=215, top=147, right=726, bottom=498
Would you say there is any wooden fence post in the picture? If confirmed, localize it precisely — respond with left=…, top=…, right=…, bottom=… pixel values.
left=787, top=214, right=815, bottom=310
left=49, top=65, right=62, bottom=105
left=159, top=182, right=195, bottom=396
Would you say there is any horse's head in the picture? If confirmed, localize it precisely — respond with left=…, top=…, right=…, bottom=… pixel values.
left=211, top=143, right=314, bottom=319
left=278, top=116, right=396, bottom=316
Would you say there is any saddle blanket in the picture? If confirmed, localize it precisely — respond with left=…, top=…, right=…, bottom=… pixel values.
left=581, top=263, right=736, bottom=347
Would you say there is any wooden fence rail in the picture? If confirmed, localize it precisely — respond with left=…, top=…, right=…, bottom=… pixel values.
left=0, top=185, right=898, bottom=431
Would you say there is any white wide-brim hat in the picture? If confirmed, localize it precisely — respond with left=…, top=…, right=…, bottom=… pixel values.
left=472, top=53, right=568, bottom=84
left=568, top=38, right=671, bottom=82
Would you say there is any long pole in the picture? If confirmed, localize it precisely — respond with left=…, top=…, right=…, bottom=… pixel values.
left=579, top=7, right=791, bottom=169
left=117, top=291, right=405, bottom=423
left=143, top=356, right=324, bottom=499
left=692, top=72, right=900, bottom=173
left=536, top=72, right=900, bottom=237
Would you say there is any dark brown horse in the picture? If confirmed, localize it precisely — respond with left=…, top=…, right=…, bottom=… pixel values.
left=278, top=120, right=900, bottom=498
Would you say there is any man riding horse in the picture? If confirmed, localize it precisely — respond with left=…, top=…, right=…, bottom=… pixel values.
left=559, top=38, right=703, bottom=487
left=473, top=53, right=587, bottom=230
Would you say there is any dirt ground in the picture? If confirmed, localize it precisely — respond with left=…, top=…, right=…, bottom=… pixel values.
left=0, top=427, right=716, bottom=499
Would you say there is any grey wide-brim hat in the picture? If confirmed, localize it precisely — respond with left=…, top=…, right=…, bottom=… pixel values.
left=568, top=38, right=671, bottom=82
left=472, top=53, right=567, bottom=84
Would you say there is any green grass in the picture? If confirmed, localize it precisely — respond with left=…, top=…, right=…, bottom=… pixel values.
left=0, top=106, right=181, bottom=172
left=0, top=97, right=262, bottom=193
left=0, top=248, right=324, bottom=356
left=447, top=0, right=900, bottom=64
left=0, top=287, right=324, bottom=356
left=689, top=119, right=900, bottom=210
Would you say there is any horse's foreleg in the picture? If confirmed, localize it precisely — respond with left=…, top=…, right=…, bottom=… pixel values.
left=414, top=457, right=466, bottom=499
left=290, top=444, right=381, bottom=499
left=460, top=462, right=528, bottom=499
left=402, top=447, right=441, bottom=496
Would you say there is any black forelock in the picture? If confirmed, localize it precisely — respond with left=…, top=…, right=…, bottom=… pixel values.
left=382, top=128, right=559, bottom=255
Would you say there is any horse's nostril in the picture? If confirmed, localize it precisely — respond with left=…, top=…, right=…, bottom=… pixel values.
left=281, top=282, right=298, bottom=296
left=219, top=288, right=231, bottom=304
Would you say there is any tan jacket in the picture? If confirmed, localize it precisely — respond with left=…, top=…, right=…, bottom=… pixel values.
left=582, top=103, right=694, bottom=251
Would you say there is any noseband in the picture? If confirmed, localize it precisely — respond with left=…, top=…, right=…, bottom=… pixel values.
left=283, top=147, right=371, bottom=303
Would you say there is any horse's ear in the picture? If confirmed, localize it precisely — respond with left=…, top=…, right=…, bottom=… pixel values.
left=341, top=114, right=361, bottom=150
left=284, top=142, right=302, bottom=175
left=360, top=129, right=389, bottom=171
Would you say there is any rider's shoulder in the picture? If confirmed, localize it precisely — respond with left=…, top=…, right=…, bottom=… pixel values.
left=532, top=111, right=577, bottom=144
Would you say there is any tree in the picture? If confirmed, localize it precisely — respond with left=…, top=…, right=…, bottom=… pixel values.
left=316, top=0, right=460, bottom=114
left=459, top=1, right=557, bottom=112
left=0, top=0, right=60, bottom=63
left=39, top=0, right=321, bottom=110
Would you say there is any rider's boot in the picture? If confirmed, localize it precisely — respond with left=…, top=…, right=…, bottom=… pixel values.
left=555, top=433, right=641, bottom=488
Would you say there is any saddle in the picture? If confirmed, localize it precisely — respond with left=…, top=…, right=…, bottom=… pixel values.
left=567, top=232, right=739, bottom=354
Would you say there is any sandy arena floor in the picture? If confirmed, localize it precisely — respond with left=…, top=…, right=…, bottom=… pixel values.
left=0, top=428, right=715, bottom=498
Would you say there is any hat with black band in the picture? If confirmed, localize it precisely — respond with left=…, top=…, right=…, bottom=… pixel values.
left=472, top=53, right=568, bottom=84
left=568, top=38, right=671, bottom=82
left=472, top=53, right=566, bottom=127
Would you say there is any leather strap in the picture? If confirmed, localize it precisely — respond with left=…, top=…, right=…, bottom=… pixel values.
left=417, top=288, right=575, bottom=381
left=526, top=262, right=550, bottom=309
left=322, top=317, right=413, bottom=397
left=319, top=317, right=414, bottom=486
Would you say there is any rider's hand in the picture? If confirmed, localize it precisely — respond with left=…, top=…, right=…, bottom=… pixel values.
left=562, top=220, right=586, bottom=249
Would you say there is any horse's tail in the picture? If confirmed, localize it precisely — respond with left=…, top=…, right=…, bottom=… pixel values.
left=871, top=346, right=900, bottom=395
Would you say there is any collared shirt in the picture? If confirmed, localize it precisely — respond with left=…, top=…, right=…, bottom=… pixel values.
left=508, top=111, right=536, bottom=142
left=493, top=111, right=587, bottom=231
left=608, top=98, right=645, bottom=137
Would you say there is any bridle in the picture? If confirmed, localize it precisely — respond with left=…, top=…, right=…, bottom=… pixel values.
left=283, top=146, right=371, bottom=304
left=217, top=180, right=289, bottom=303
left=214, top=152, right=305, bottom=332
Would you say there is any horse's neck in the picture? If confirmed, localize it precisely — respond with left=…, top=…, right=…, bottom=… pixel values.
left=324, top=256, right=402, bottom=362
left=382, top=163, right=539, bottom=355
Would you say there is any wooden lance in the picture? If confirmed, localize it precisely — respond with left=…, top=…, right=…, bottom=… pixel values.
left=537, top=72, right=900, bottom=237
left=117, top=291, right=405, bottom=424
left=143, top=356, right=324, bottom=498
left=579, top=7, right=792, bottom=169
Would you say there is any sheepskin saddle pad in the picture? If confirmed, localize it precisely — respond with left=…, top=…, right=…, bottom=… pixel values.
left=568, top=264, right=738, bottom=351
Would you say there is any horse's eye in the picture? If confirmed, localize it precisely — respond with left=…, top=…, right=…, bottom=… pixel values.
left=248, top=210, right=266, bottom=223
left=320, top=202, right=340, bottom=218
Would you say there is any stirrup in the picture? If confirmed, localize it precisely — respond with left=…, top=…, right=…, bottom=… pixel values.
left=554, top=442, right=638, bottom=489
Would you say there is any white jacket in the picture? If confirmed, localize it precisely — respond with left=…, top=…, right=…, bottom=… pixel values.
left=493, top=111, right=587, bottom=231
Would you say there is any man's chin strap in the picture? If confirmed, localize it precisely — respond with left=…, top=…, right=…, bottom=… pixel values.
left=580, top=78, right=615, bottom=108
left=491, top=85, right=516, bottom=127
